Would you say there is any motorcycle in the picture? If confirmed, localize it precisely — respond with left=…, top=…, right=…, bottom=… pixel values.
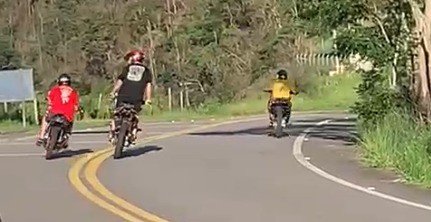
left=271, top=98, right=291, bottom=138
left=264, top=89, right=298, bottom=138
left=43, top=114, right=70, bottom=159
left=110, top=101, right=140, bottom=159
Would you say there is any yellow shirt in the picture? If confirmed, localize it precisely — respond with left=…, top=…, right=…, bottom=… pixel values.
left=270, top=79, right=296, bottom=100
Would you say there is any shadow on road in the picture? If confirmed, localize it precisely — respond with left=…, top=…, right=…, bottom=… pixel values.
left=51, top=148, right=94, bottom=159
left=188, top=117, right=358, bottom=145
left=72, top=130, right=109, bottom=135
left=120, top=145, right=163, bottom=159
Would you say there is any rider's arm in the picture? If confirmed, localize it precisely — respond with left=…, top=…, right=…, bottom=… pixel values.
left=290, top=86, right=298, bottom=95
left=144, top=82, right=152, bottom=101
left=143, top=68, right=153, bottom=101
left=73, top=90, right=80, bottom=112
left=112, top=80, right=123, bottom=95
left=111, top=68, right=127, bottom=95
left=286, top=81, right=298, bottom=95
left=46, top=89, right=54, bottom=110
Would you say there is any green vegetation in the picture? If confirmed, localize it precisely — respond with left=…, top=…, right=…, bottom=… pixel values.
left=299, top=0, right=431, bottom=187
left=0, top=74, right=360, bottom=134
left=360, top=111, right=431, bottom=188
left=0, top=0, right=330, bottom=104
left=0, top=0, right=355, bottom=134
left=4, top=0, right=431, bottom=191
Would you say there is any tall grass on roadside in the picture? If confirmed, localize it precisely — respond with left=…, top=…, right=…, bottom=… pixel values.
left=360, top=111, right=431, bottom=187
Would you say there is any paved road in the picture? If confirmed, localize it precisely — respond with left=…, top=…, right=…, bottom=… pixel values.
left=1, top=114, right=431, bottom=222
left=95, top=113, right=430, bottom=222
left=0, top=120, right=218, bottom=222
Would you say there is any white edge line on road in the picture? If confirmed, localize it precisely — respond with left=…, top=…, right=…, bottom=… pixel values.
left=0, top=141, right=109, bottom=146
left=0, top=153, right=43, bottom=157
left=15, top=135, right=36, bottom=141
left=293, top=119, right=431, bottom=211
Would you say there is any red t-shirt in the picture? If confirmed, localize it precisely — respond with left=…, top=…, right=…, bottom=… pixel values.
left=47, top=85, right=79, bottom=122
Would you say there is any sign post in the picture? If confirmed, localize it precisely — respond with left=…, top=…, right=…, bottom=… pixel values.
left=0, top=69, right=35, bottom=128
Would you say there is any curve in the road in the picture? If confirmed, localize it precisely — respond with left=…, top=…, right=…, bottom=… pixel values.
left=85, top=149, right=169, bottom=222
left=70, top=113, right=431, bottom=222
left=293, top=119, right=431, bottom=212
left=68, top=116, right=265, bottom=222
left=69, top=148, right=149, bottom=221
left=68, top=148, right=145, bottom=221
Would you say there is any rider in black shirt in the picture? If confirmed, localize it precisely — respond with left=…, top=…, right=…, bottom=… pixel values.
left=109, top=49, right=153, bottom=142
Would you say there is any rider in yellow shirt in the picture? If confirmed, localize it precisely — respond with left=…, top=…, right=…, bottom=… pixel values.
left=266, top=69, right=298, bottom=127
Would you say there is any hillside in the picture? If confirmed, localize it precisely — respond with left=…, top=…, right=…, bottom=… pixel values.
left=0, top=0, right=325, bottom=108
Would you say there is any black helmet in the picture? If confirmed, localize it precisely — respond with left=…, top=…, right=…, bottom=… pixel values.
left=276, top=69, right=288, bottom=80
left=57, top=73, right=71, bottom=86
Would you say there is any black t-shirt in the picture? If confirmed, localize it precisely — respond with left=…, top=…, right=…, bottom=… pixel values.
left=117, top=64, right=152, bottom=102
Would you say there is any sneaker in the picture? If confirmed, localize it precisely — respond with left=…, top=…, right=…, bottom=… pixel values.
left=108, top=136, right=115, bottom=144
left=61, top=140, right=69, bottom=149
left=35, top=138, right=44, bottom=147
left=268, top=122, right=274, bottom=128
left=132, top=128, right=140, bottom=140
left=108, top=130, right=114, bottom=141
left=281, top=119, right=287, bottom=128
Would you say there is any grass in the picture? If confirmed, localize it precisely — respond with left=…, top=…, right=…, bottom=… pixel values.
left=360, top=111, right=431, bottom=188
left=139, top=73, right=359, bottom=120
left=0, top=73, right=360, bottom=134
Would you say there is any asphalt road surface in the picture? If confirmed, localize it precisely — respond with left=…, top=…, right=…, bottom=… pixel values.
left=1, top=113, right=431, bottom=222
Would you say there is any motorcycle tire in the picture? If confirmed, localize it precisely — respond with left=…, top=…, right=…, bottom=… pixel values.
left=274, top=106, right=284, bottom=138
left=113, top=120, right=130, bottom=159
left=45, top=126, right=61, bottom=160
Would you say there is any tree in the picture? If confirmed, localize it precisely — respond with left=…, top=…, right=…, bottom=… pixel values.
left=408, top=0, right=431, bottom=119
left=296, top=0, right=431, bottom=125
left=0, top=0, right=319, bottom=109
left=0, top=30, right=20, bottom=68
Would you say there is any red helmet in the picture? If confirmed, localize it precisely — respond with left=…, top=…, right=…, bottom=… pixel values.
left=124, top=49, right=145, bottom=64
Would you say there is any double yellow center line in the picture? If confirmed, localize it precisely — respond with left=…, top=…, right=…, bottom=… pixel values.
left=68, top=116, right=264, bottom=222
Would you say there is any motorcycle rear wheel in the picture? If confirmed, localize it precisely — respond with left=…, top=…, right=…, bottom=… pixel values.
left=45, top=126, right=61, bottom=160
left=113, top=120, right=130, bottom=159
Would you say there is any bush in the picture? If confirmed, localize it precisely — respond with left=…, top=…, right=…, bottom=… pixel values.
left=360, top=110, right=431, bottom=187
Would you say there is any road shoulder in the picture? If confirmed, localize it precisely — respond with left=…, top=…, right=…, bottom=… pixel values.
left=300, top=118, right=431, bottom=207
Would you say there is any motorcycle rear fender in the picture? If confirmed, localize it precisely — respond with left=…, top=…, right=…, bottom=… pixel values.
left=270, top=98, right=291, bottom=105
left=49, top=114, right=69, bottom=128
left=270, top=103, right=290, bottom=116
left=47, top=125, right=66, bottom=143
left=114, top=118, right=137, bottom=134
left=270, top=103, right=290, bottom=110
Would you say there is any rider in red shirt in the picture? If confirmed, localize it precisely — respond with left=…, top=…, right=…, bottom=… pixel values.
left=36, top=73, right=79, bottom=147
